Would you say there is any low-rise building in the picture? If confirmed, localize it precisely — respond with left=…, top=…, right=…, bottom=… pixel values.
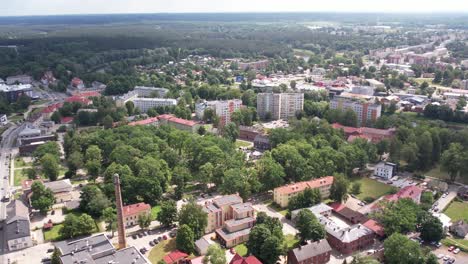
left=230, top=254, right=263, bottom=264
left=5, top=200, right=33, bottom=251
left=18, top=126, right=42, bottom=145
left=71, top=77, right=84, bottom=89
left=55, top=234, right=149, bottom=264
left=450, top=220, right=468, bottom=239
left=287, top=239, right=332, bottom=264
left=158, top=114, right=200, bottom=133
left=44, top=179, right=73, bottom=203
left=385, top=185, right=422, bottom=204
left=332, top=123, right=396, bottom=143
left=253, top=134, right=271, bottom=151
left=194, top=237, right=214, bottom=255
left=374, top=162, right=397, bottom=180
left=122, top=202, right=151, bottom=227
left=273, top=176, right=334, bottom=208
left=0, top=114, right=8, bottom=125
left=0, top=83, right=34, bottom=102
left=291, top=203, right=333, bottom=222
left=163, top=250, right=189, bottom=264
left=6, top=74, right=33, bottom=85
left=239, top=126, right=260, bottom=141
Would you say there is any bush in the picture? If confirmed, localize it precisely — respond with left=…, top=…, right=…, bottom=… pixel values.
left=57, top=125, right=67, bottom=132
left=363, top=196, right=375, bottom=203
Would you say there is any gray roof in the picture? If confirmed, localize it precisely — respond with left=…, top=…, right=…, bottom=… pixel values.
left=231, top=203, right=253, bottom=214
left=213, top=194, right=243, bottom=207
left=5, top=200, right=31, bottom=241
left=225, top=216, right=256, bottom=228
left=216, top=227, right=252, bottom=241
left=44, top=179, right=73, bottom=193
left=56, top=234, right=149, bottom=264
left=291, top=203, right=332, bottom=220
left=319, top=215, right=373, bottom=243
left=195, top=237, right=212, bottom=254
left=291, top=239, right=331, bottom=261
left=18, top=126, right=41, bottom=137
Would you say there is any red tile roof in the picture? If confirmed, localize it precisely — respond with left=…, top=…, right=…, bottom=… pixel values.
left=163, top=250, right=188, bottom=264
left=332, top=123, right=396, bottom=143
left=65, top=96, right=91, bottom=105
left=230, top=254, right=262, bottom=264
left=73, top=91, right=100, bottom=98
left=71, top=77, right=83, bottom=86
left=363, top=219, right=385, bottom=237
left=42, top=103, right=63, bottom=114
left=275, top=176, right=334, bottom=195
left=122, top=202, right=151, bottom=217
left=60, top=116, right=74, bottom=124
left=385, top=185, right=422, bottom=203
left=158, top=114, right=198, bottom=127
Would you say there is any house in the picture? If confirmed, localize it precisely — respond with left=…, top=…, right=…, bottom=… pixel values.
left=194, top=237, right=213, bottom=255
left=123, top=202, right=151, bottom=227
left=55, top=234, right=149, bottom=264
left=287, top=239, right=332, bottom=264
left=239, top=126, right=260, bottom=141
left=450, top=220, right=468, bottom=239
left=44, top=179, right=73, bottom=203
left=163, top=250, right=189, bottom=264
left=457, top=186, right=468, bottom=200
left=332, top=123, right=396, bottom=143
left=158, top=114, right=200, bottom=133
left=291, top=203, right=333, bottom=221
left=41, top=71, right=56, bottom=85
left=273, top=176, right=334, bottom=208
left=5, top=200, right=33, bottom=251
left=374, top=162, right=397, bottom=180
left=71, top=77, right=84, bottom=89
left=230, top=254, right=263, bottom=264
left=385, top=185, right=422, bottom=204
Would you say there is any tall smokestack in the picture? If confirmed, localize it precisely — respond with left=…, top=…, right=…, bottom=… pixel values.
left=114, top=173, right=127, bottom=249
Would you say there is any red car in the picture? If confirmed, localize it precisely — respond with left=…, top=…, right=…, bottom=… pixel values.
left=448, top=246, right=455, bottom=252
left=163, top=235, right=168, bottom=240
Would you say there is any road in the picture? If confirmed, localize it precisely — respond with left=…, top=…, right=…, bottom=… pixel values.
left=432, top=185, right=458, bottom=213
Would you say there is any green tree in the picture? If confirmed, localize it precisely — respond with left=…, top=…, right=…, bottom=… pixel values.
left=350, top=256, right=379, bottom=264
left=342, top=109, right=358, bottom=127
left=51, top=111, right=61, bottom=124
left=330, top=174, right=349, bottom=202
left=34, top=142, right=60, bottom=160
left=41, top=153, right=60, bottom=181
left=102, top=207, right=117, bottom=237
left=351, top=182, right=361, bottom=195
left=376, top=198, right=420, bottom=235
left=178, top=202, right=207, bottom=239
left=30, top=181, right=55, bottom=214
left=256, top=152, right=286, bottom=191
left=138, top=213, right=152, bottom=230
left=288, top=188, right=321, bottom=211
left=203, top=244, right=226, bottom=264
left=157, top=200, right=178, bottom=227
left=425, top=254, right=438, bottom=264
left=102, top=115, right=114, bottom=129
left=67, top=151, right=83, bottom=175
left=223, top=122, right=239, bottom=142
left=125, top=101, right=135, bottom=115
left=51, top=247, right=61, bottom=264
left=247, top=224, right=284, bottom=264
left=85, top=145, right=102, bottom=180
left=384, top=233, right=424, bottom=264
left=441, top=143, right=467, bottom=182
left=295, top=209, right=326, bottom=243
left=79, top=185, right=110, bottom=218
left=416, top=132, right=433, bottom=170
left=176, top=224, right=195, bottom=254
left=420, top=215, right=444, bottom=243
left=60, top=213, right=95, bottom=239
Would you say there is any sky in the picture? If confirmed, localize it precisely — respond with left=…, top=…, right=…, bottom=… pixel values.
left=2, top=0, right=468, bottom=16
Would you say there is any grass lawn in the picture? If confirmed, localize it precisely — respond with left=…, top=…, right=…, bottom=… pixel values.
left=148, top=239, right=176, bottom=264
left=43, top=224, right=63, bottom=241
left=425, top=165, right=468, bottom=185
left=284, top=234, right=299, bottom=250
left=14, top=158, right=31, bottom=168
left=266, top=201, right=288, bottom=216
left=235, top=139, right=252, bottom=148
left=14, top=169, right=28, bottom=186
left=350, top=177, right=394, bottom=200
left=151, top=205, right=161, bottom=219
left=442, top=237, right=468, bottom=252
left=443, top=201, right=468, bottom=222
left=234, top=244, right=248, bottom=257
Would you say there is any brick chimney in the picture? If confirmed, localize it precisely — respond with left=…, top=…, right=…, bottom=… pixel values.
left=114, top=173, right=127, bottom=249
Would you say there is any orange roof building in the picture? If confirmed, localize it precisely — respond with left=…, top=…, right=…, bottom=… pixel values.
left=273, top=176, right=334, bottom=208
left=122, top=202, right=151, bottom=227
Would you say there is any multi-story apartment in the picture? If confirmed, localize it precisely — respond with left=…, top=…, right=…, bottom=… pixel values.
left=133, top=86, right=169, bottom=98
left=330, top=95, right=381, bottom=126
left=131, top=98, right=177, bottom=113
left=273, top=176, right=334, bottom=208
left=195, top=99, right=243, bottom=127
left=122, top=202, right=151, bottom=227
left=374, top=162, right=397, bottom=180
left=6, top=74, right=33, bottom=85
left=0, top=84, right=34, bottom=103
left=257, top=93, right=304, bottom=120
left=157, top=114, right=200, bottom=133
left=202, top=194, right=256, bottom=248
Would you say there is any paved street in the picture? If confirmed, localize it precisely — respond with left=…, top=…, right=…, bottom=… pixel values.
left=252, top=203, right=298, bottom=235
left=433, top=186, right=458, bottom=212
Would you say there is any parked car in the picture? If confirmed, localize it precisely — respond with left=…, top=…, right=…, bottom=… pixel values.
left=169, top=232, right=176, bottom=238
left=437, top=254, right=445, bottom=259
left=163, top=235, right=168, bottom=240
left=46, top=248, right=54, bottom=253
left=132, top=234, right=137, bottom=239
left=158, top=236, right=162, bottom=241
left=442, top=193, right=447, bottom=198
left=453, top=248, right=460, bottom=254
left=137, top=233, right=143, bottom=238
left=443, top=256, right=449, bottom=261
left=448, top=246, right=455, bottom=252
left=153, top=238, right=158, bottom=243
left=149, top=241, right=155, bottom=247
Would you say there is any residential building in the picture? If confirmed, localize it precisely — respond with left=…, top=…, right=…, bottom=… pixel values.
left=128, top=117, right=160, bottom=127
left=194, top=237, right=214, bottom=255
left=0, top=114, right=7, bottom=125
left=134, top=86, right=169, bottom=98
left=385, top=185, right=422, bottom=204
left=195, top=99, right=243, bottom=127
left=450, top=220, right=468, bottom=239
left=257, top=93, right=304, bottom=120
left=19, top=141, right=46, bottom=156
left=319, top=218, right=374, bottom=254
left=458, top=186, right=468, bottom=200
left=71, top=77, right=84, bottom=89
left=44, top=179, right=73, bottom=203
left=287, top=239, right=332, bottom=264
left=239, top=126, right=261, bottom=141
left=0, top=83, right=34, bottom=102
left=330, top=96, right=381, bottom=126
left=55, top=234, right=149, bottom=264
left=273, top=176, right=334, bottom=208
left=6, top=74, right=33, bottom=85
left=132, top=98, right=177, bottom=113
left=163, top=250, right=189, bottom=264
left=41, top=71, right=56, bottom=85
left=41, top=103, right=63, bottom=120
left=5, top=200, right=33, bottom=251
left=158, top=114, right=200, bottom=133
left=253, top=134, right=271, bottom=151
left=291, top=203, right=333, bottom=221
left=230, top=254, right=263, bottom=264
left=374, top=162, right=397, bottom=180
left=331, top=123, right=395, bottom=143
left=18, top=126, right=42, bottom=145
left=122, top=202, right=151, bottom=227
left=351, top=86, right=375, bottom=96
left=366, top=79, right=385, bottom=90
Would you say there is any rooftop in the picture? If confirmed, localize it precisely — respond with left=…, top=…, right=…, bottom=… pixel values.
left=290, top=239, right=332, bottom=262
left=231, top=203, right=254, bottom=214
left=5, top=200, right=31, bottom=241
left=122, top=202, right=151, bottom=217
left=275, top=176, right=334, bottom=195
left=44, top=179, right=73, bottom=193
left=163, top=250, right=188, bottom=264
left=216, top=227, right=252, bottom=241
left=213, top=194, right=243, bottom=207
left=385, top=185, right=422, bottom=202
left=128, top=117, right=160, bottom=126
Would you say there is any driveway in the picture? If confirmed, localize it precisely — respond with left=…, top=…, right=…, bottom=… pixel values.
left=30, top=208, right=66, bottom=229
left=432, top=245, right=468, bottom=263
left=120, top=226, right=176, bottom=257
left=252, top=203, right=297, bottom=235
left=432, top=186, right=458, bottom=212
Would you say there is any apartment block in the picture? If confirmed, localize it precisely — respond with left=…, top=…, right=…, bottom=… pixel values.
left=257, top=93, right=304, bottom=120
left=273, top=176, right=334, bottom=208
left=131, top=98, right=177, bottom=113
left=330, top=96, right=381, bottom=126
left=195, top=99, right=243, bottom=127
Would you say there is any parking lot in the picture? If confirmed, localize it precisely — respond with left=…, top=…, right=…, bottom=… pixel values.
left=121, top=227, right=177, bottom=256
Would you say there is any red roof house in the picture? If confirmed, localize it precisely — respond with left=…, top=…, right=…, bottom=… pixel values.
left=384, top=185, right=422, bottom=204
left=230, top=254, right=263, bottom=264
left=60, top=116, right=74, bottom=124
left=163, top=250, right=189, bottom=264
left=71, top=77, right=84, bottom=88
left=332, top=123, right=396, bottom=143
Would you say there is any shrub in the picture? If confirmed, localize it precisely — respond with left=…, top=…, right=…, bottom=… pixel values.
left=363, top=196, right=375, bottom=203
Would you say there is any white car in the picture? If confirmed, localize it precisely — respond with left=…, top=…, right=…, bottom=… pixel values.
left=437, top=254, right=445, bottom=259
left=442, top=193, right=447, bottom=198
left=453, top=248, right=460, bottom=254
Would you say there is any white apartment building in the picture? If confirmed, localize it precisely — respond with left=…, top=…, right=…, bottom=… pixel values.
left=133, top=86, right=169, bottom=98
left=195, top=99, right=243, bottom=127
left=374, top=162, right=397, bottom=180
left=132, top=98, right=177, bottom=113
left=257, top=93, right=304, bottom=120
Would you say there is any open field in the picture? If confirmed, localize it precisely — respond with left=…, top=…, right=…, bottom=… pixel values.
left=43, top=225, right=63, bottom=241
left=235, top=139, right=252, bottom=148
left=151, top=205, right=161, bottom=219
left=14, top=169, right=28, bottom=186
left=284, top=234, right=299, bottom=250
left=350, top=177, right=394, bottom=200
left=148, top=238, right=176, bottom=264
left=14, top=157, right=32, bottom=168
left=444, top=201, right=468, bottom=222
